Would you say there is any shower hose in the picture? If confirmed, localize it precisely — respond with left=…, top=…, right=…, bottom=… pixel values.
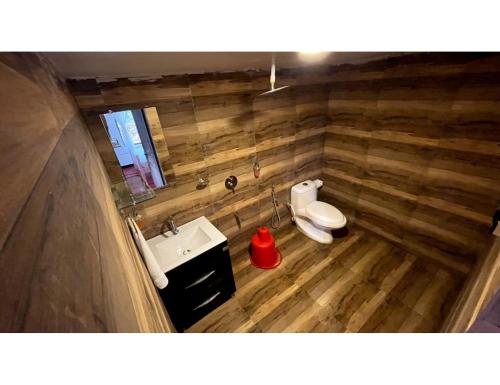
left=271, top=184, right=281, bottom=229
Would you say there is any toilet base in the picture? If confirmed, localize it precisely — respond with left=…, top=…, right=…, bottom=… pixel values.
left=295, top=217, right=333, bottom=244
left=332, top=226, right=349, bottom=239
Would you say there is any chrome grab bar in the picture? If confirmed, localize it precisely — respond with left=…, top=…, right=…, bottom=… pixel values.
left=192, top=292, right=221, bottom=311
left=184, top=270, right=216, bottom=290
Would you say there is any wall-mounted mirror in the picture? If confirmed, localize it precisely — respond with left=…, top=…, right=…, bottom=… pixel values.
left=99, top=106, right=175, bottom=208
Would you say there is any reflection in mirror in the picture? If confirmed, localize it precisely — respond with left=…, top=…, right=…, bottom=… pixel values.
left=101, top=108, right=167, bottom=200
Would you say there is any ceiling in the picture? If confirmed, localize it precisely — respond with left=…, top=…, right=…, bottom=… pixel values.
left=44, top=52, right=403, bottom=79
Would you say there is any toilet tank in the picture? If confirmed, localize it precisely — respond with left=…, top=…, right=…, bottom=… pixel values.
left=291, top=180, right=318, bottom=210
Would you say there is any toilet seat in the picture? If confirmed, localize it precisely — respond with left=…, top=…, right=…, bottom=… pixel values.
left=306, top=201, right=346, bottom=228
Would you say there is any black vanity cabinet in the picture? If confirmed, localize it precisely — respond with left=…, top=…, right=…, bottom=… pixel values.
left=159, top=241, right=236, bottom=331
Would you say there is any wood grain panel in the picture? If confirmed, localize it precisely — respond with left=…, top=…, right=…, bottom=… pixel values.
left=70, top=69, right=332, bottom=258
left=100, top=76, right=191, bottom=106
left=443, top=232, right=500, bottom=332
left=0, top=53, right=171, bottom=332
left=321, top=52, right=500, bottom=275
left=0, top=56, right=62, bottom=250
left=187, top=224, right=462, bottom=332
left=68, top=53, right=500, bottom=330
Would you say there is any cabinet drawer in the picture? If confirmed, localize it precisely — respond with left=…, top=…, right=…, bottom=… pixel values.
left=166, top=242, right=228, bottom=290
left=159, top=241, right=236, bottom=331
left=182, top=268, right=226, bottom=306
left=181, top=284, right=234, bottom=329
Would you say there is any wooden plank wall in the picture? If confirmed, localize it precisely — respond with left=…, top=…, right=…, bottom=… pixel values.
left=69, top=67, right=331, bottom=257
left=0, top=53, right=171, bottom=332
left=69, top=52, right=500, bottom=283
left=321, top=53, right=500, bottom=276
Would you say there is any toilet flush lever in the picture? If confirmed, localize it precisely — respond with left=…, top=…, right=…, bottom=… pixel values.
left=225, top=175, right=238, bottom=194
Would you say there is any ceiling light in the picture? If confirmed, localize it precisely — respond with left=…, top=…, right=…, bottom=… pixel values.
left=297, top=51, right=330, bottom=63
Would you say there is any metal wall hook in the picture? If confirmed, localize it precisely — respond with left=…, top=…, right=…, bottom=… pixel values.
left=253, top=160, right=261, bottom=178
left=196, top=176, right=209, bottom=190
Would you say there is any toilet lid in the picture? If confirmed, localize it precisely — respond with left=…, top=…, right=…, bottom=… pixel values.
left=306, top=201, right=346, bottom=228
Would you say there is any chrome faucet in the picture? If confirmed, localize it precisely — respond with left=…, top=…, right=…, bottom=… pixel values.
left=166, top=216, right=179, bottom=235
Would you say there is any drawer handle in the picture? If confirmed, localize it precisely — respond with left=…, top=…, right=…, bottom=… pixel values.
left=184, top=270, right=216, bottom=290
left=192, top=292, right=221, bottom=311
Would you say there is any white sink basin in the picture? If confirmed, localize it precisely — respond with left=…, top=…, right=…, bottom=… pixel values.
left=147, top=216, right=227, bottom=273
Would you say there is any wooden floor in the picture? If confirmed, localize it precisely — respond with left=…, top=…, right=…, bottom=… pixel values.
left=187, top=225, right=464, bottom=333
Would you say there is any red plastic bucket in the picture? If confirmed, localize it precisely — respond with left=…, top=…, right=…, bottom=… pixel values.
left=250, top=226, right=281, bottom=269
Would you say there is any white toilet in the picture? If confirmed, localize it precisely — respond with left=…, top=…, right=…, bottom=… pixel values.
left=290, top=179, right=347, bottom=244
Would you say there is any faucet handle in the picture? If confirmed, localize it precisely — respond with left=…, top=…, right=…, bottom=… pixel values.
left=225, top=175, right=238, bottom=194
left=165, top=215, right=179, bottom=235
